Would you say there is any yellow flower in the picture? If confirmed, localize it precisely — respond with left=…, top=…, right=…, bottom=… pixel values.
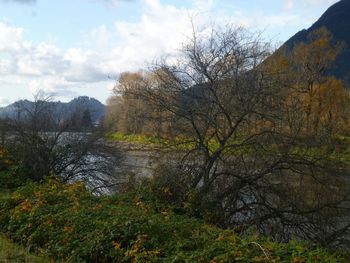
left=162, top=187, right=172, bottom=195
left=112, top=241, right=122, bottom=250
left=0, top=148, right=6, bottom=158
left=4, top=159, right=12, bottom=165
left=292, top=257, right=306, bottom=263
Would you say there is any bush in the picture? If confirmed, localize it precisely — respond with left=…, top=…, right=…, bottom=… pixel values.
left=134, top=168, right=226, bottom=226
left=0, top=180, right=345, bottom=262
left=0, top=169, right=26, bottom=190
left=0, top=146, right=28, bottom=190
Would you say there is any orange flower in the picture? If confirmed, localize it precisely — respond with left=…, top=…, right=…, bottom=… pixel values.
left=64, top=226, right=73, bottom=233
left=18, top=199, right=32, bottom=212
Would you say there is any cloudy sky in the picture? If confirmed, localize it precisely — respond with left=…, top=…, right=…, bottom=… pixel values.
left=0, top=0, right=339, bottom=106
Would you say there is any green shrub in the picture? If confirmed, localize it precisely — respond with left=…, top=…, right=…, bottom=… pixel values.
left=0, top=180, right=345, bottom=262
left=0, top=146, right=28, bottom=190
left=134, top=171, right=226, bottom=227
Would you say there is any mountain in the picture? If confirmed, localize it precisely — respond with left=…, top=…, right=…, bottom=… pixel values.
left=66, top=96, right=106, bottom=123
left=0, top=96, right=106, bottom=125
left=283, top=0, right=350, bottom=85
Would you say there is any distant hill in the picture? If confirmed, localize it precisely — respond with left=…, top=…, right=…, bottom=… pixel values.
left=283, top=0, right=350, bottom=85
left=0, top=96, right=106, bottom=125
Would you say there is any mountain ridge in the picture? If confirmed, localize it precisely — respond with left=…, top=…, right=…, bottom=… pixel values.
left=283, top=0, right=350, bottom=85
left=0, top=96, right=106, bottom=125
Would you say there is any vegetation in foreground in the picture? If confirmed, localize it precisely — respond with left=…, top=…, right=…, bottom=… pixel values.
left=0, top=179, right=345, bottom=262
left=0, top=233, right=49, bottom=263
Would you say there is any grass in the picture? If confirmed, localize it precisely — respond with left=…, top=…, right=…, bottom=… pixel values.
left=108, top=132, right=227, bottom=152
left=0, top=191, right=11, bottom=201
left=108, top=132, right=198, bottom=150
left=109, top=132, right=350, bottom=161
left=0, top=234, right=50, bottom=263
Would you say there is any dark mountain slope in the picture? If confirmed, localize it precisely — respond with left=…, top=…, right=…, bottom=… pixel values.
left=284, top=0, right=350, bottom=85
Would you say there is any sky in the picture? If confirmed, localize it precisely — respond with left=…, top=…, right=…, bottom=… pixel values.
left=0, top=0, right=339, bottom=106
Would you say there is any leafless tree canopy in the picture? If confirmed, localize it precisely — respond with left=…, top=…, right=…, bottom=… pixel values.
left=2, top=94, right=123, bottom=194
left=107, top=25, right=350, bottom=249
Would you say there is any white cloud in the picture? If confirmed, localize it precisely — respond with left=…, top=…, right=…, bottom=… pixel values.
left=29, top=77, right=70, bottom=95
left=232, top=12, right=300, bottom=29
left=0, top=24, right=105, bottom=104
left=0, top=1, right=202, bottom=103
left=0, top=96, right=10, bottom=107
left=16, top=43, right=62, bottom=76
left=85, top=0, right=206, bottom=77
left=0, top=22, right=27, bottom=53
left=0, top=0, right=309, bottom=103
left=0, top=0, right=339, bottom=104
left=283, top=0, right=338, bottom=10
left=0, top=58, right=12, bottom=74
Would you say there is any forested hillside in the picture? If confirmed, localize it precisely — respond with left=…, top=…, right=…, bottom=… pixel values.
left=284, top=0, right=350, bottom=86
left=0, top=96, right=105, bottom=127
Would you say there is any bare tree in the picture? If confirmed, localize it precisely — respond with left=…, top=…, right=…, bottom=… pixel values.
left=5, top=93, right=124, bottom=193
left=125, top=25, right=350, bottom=249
